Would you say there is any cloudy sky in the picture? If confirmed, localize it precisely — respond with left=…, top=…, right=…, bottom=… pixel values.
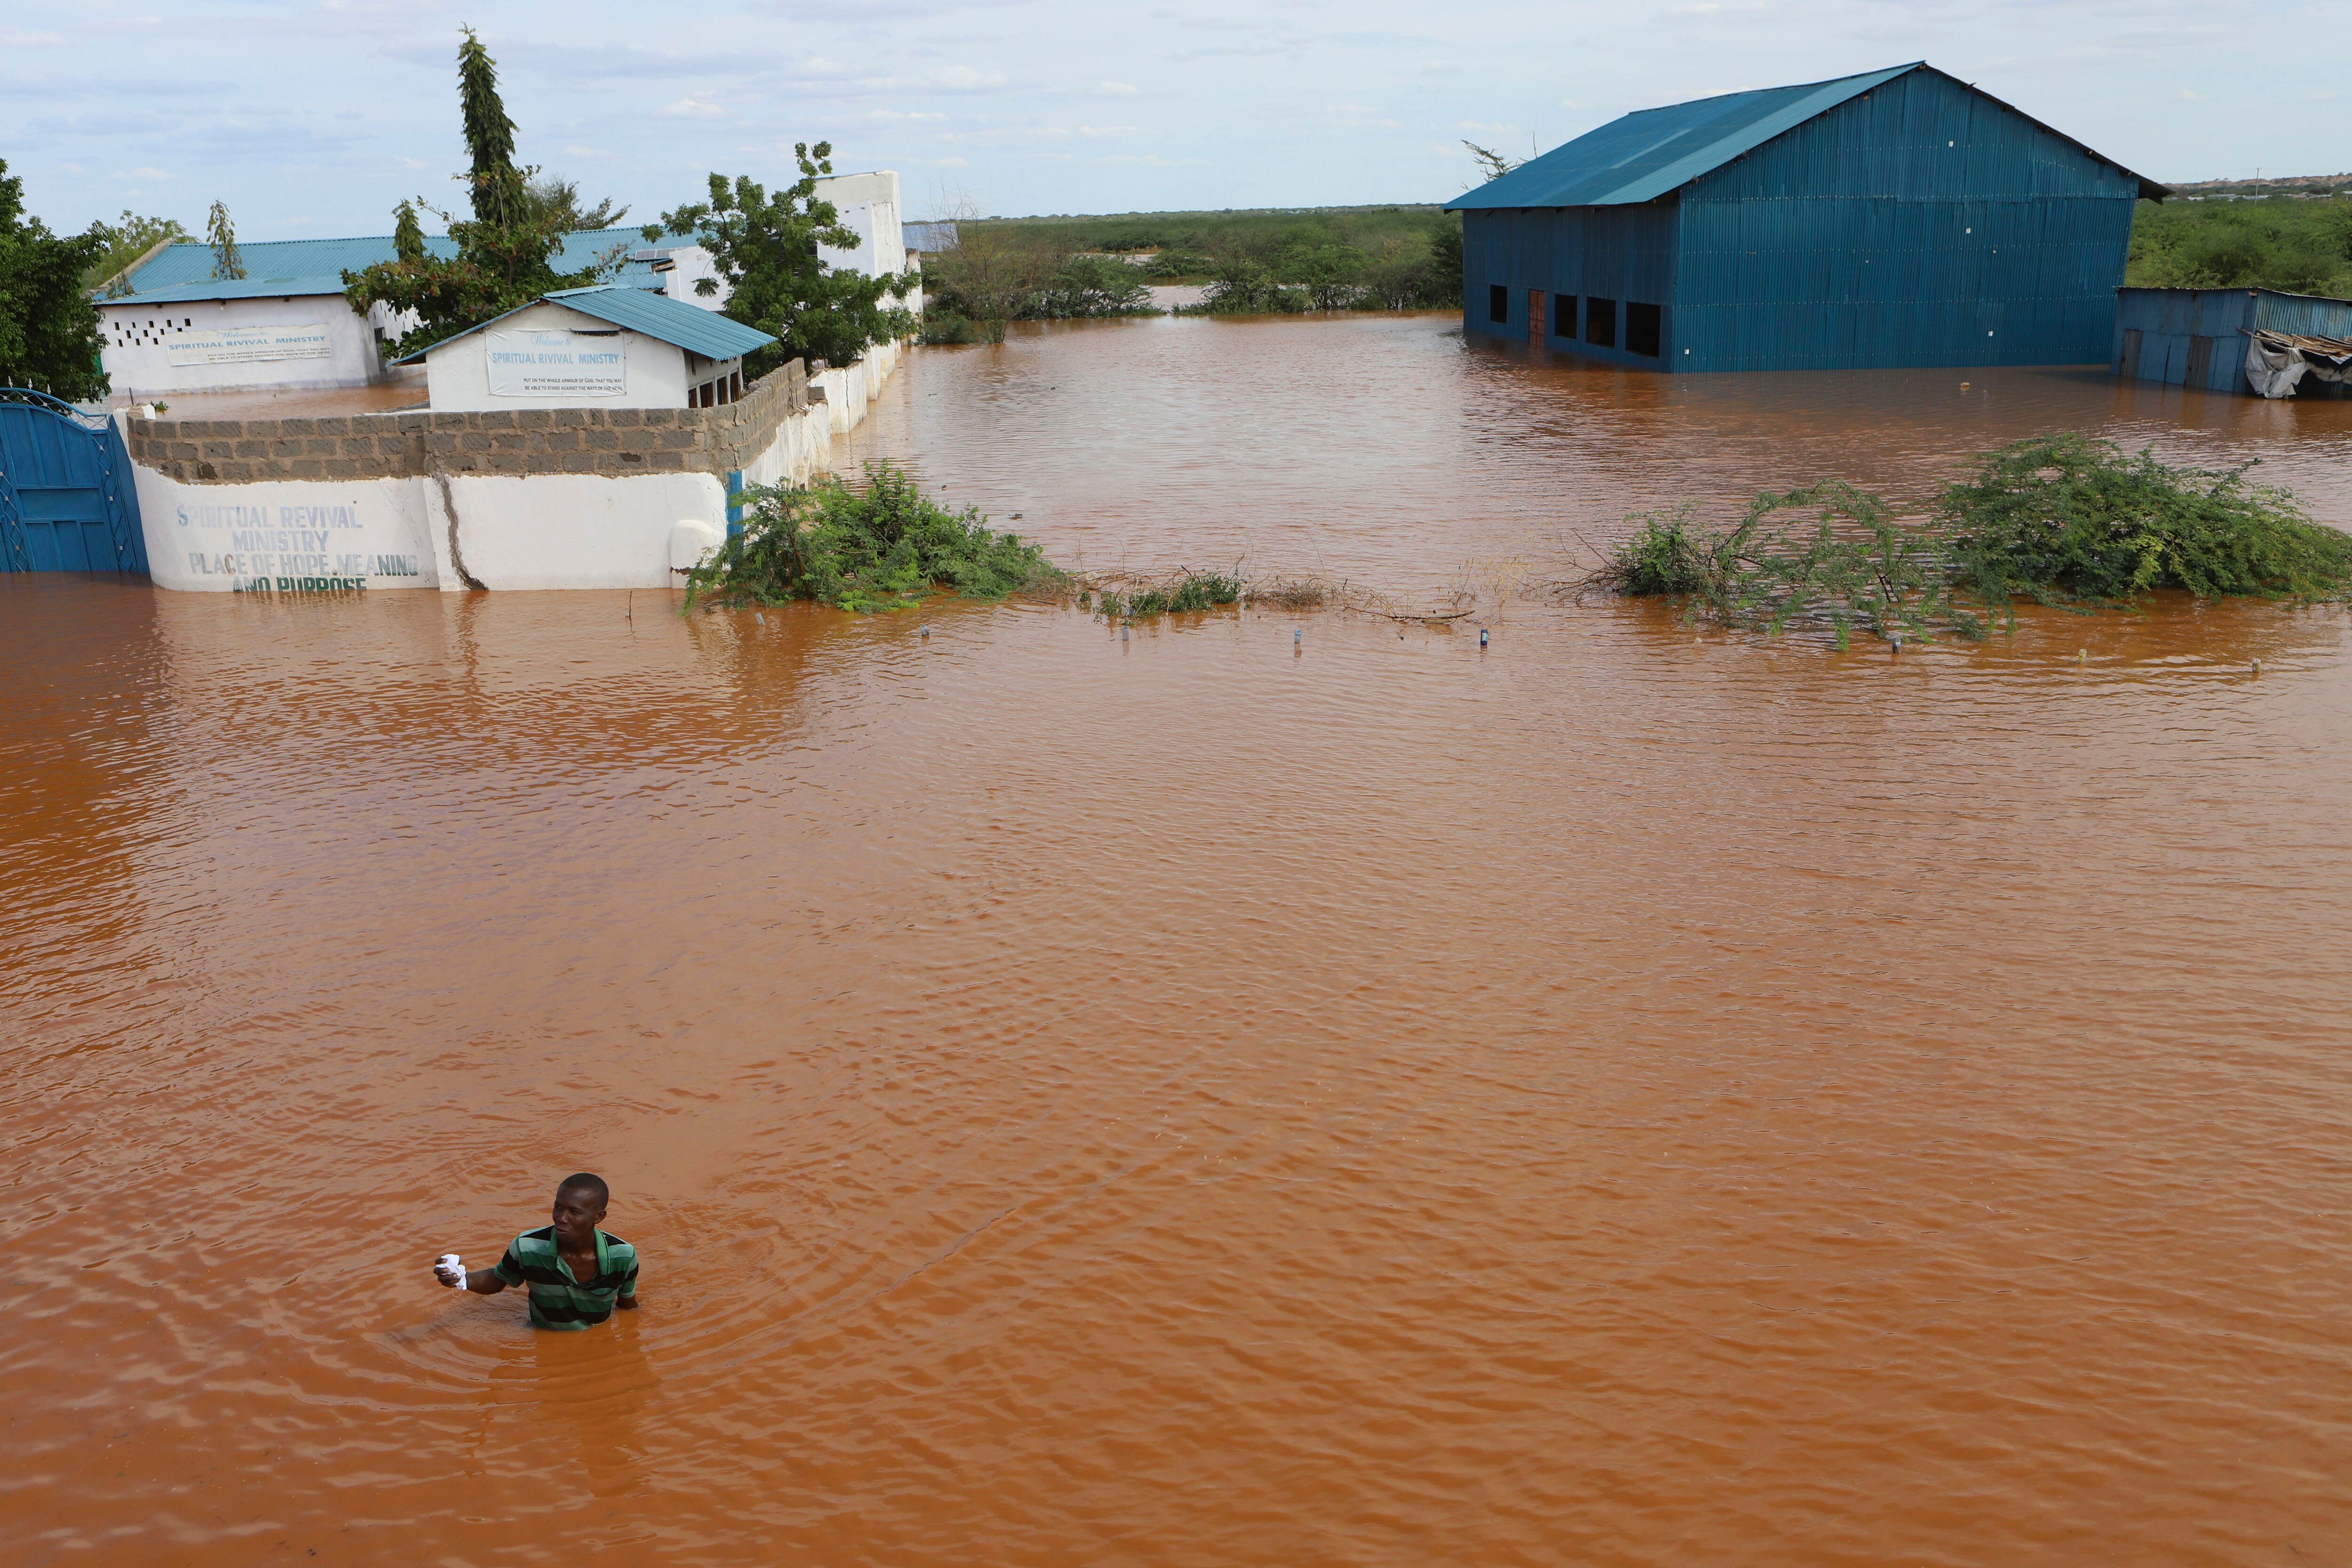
left=4, top=0, right=2343, bottom=240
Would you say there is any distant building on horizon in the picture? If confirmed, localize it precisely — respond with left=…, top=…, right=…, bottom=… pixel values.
left=1447, top=63, right=2166, bottom=373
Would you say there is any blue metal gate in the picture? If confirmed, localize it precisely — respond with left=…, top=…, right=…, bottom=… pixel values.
left=0, top=388, right=148, bottom=575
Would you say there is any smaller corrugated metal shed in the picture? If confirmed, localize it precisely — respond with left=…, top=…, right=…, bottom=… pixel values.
left=1451, top=63, right=2166, bottom=211
left=103, top=228, right=665, bottom=304
left=2116, top=286, right=2352, bottom=392
left=392, top=285, right=776, bottom=365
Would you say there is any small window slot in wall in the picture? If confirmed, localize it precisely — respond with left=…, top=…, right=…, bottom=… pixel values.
left=1585, top=297, right=1617, bottom=350
left=1554, top=297, right=1579, bottom=339
left=1625, top=302, right=1661, bottom=358
left=1488, top=284, right=1509, bottom=325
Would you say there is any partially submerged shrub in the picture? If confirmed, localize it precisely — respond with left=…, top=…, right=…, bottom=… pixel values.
left=1936, top=431, right=2352, bottom=603
left=1097, top=570, right=1240, bottom=619
left=1591, top=505, right=1711, bottom=596
left=918, top=310, right=978, bottom=345
left=685, top=462, right=1065, bottom=613
left=1589, top=433, right=2352, bottom=644
left=1595, top=483, right=1969, bottom=647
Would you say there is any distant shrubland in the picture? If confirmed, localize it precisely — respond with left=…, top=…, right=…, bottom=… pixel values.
left=918, top=204, right=1462, bottom=333
left=2127, top=196, right=2352, bottom=297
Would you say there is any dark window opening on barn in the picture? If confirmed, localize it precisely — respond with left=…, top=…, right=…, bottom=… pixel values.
left=1488, top=284, right=1509, bottom=324
left=1585, top=297, right=1617, bottom=349
left=1625, top=302, right=1662, bottom=357
left=1554, top=298, right=1578, bottom=338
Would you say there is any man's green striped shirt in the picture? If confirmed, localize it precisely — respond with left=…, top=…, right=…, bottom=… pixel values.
left=492, top=1226, right=639, bottom=1330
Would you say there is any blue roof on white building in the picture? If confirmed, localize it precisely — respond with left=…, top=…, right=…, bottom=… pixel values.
left=392, top=284, right=777, bottom=365
left=100, top=228, right=668, bottom=304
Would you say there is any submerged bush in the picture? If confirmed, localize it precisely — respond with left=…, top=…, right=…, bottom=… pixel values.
left=1601, top=505, right=1713, bottom=596
left=1593, top=484, right=1968, bottom=647
left=685, top=462, right=1065, bottom=613
left=1097, top=571, right=1240, bottom=619
left=918, top=310, right=979, bottom=345
left=1027, top=254, right=1160, bottom=318
left=1589, top=433, right=2352, bottom=644
left=1937, top=432, right=2352, bottom=604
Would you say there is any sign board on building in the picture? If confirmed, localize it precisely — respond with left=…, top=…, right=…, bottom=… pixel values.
left=486, top=329, right=628, bottom=398
left=165, top=323, right=334, bottom=367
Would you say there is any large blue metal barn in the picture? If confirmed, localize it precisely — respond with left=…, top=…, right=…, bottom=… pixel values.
left=1449, top=62, right=2166, bottom=372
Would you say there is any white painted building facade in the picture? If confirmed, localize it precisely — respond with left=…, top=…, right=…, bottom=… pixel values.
left=411, top=298, right=748, bottom=413
left=98, top=290, right=416, bottom=402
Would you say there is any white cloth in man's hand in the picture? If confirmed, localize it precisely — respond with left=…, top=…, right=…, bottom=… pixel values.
left=436, top=1253, right=468, bottom=1290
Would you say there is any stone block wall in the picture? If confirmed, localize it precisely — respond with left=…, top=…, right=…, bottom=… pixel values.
left=127, top=358, right=812, bottom=485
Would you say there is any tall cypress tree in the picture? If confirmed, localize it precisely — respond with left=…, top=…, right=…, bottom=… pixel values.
left=393, top=200, right=426, bottom=264
left=342, top=28, right=619, bottom=357
left=455, top=27, right=521, bottom=228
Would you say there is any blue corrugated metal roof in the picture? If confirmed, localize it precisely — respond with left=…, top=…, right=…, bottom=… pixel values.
left=103, top=227, right=663, bottom=303
left=537, top=286, right=775, bottom=359
left=1448, top=63, right=2164, bottom=211
left=391, top=284, right=777, bottom=365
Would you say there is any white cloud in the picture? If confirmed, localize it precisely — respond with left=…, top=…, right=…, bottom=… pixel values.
left=564, top=145, right=613, bottom=157
left=112, top=167, right=176, bottom=181
left=932, top=65, right=1006, bottom=90
left=1096, top=79, right=1139, bottom=96
left=660, top=98, right=725, bottom=118
left=0, top=28, right=67, bottom=46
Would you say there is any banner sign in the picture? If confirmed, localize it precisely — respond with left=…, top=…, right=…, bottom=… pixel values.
left=165, top=323, right=334, bottom=367
left=486, top=329, right=627, bottom=398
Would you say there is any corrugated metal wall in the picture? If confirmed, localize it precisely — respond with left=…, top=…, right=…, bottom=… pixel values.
left=1468, top=68, right=2138, bottom=373
left=1462, top=205, right=1680, bottom=365
left=2116, top=287, right=2352, bottom=393
left=1677, top=70, right=2135, bottom=371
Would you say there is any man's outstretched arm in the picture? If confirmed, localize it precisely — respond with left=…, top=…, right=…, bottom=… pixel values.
left=435, top=1259, right=511, bottom=1295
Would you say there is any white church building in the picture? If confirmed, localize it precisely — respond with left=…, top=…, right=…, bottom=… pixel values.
left=94, top=171, right=910, bottom=404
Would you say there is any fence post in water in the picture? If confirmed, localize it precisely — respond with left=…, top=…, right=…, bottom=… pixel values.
left=1479, top=627, right=1489, bottom=650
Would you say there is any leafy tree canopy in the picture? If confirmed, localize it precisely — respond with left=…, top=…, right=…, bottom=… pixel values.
left=82, top=211, right=192, bottom=296
left=0, top=158, right=110, bottom=400
left=342, top=27, right=626, bottom=358
left=645, top=141, right=915, bottom=376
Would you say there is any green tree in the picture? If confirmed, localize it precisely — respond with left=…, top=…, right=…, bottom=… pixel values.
left=522, top=175, right=628, bottom=232
left=644, top=141, right=916, bottom=373
left=1426, top=215, right=1463, bottom=304
left=392, top=199, right=426, bottom=264
left=1029, top=254, right=1156, bottom=318
left=82, top=211, right=192, bottom=296
left=457, top=25, right=522, bottom=228
left=206, top=199, right=244, bottom=281
left=0, top=159, right=110, bottom=399
left=342, top=27, right=623, bottom=357
left=1274, top=242, right=1366, bottom=309
left=918, top=202, right=1053, bottom=343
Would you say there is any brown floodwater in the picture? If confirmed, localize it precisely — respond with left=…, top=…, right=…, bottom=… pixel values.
left=7, top=313, right=2352, bottom=1567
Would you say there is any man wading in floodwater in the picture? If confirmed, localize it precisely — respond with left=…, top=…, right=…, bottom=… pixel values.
left=434, top=1173, right=640, bottom=1329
